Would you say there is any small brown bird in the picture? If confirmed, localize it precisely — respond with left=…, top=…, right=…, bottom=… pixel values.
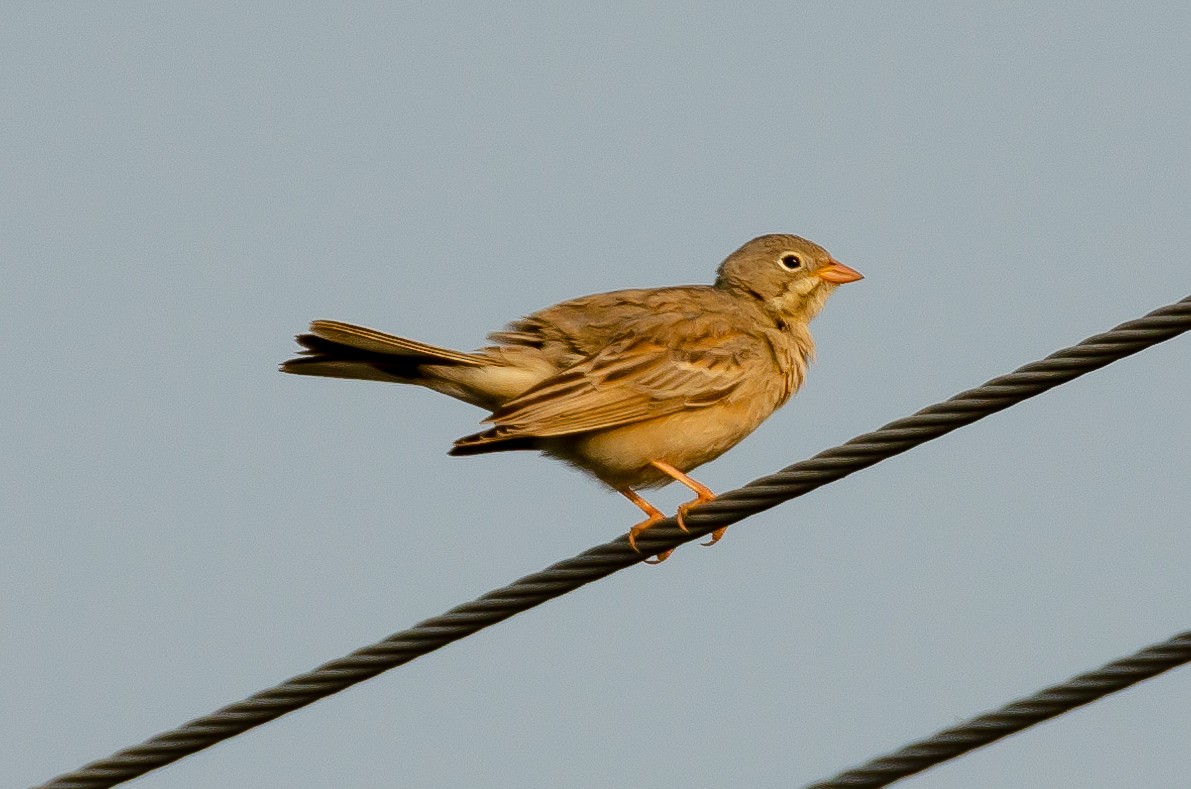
left=282, top=234, right=862, bottom=562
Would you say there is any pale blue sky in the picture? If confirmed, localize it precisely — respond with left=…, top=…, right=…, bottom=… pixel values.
left=4, top=4, right=1190, bottom=788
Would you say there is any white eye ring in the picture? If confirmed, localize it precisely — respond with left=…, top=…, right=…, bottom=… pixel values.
left=778, top=253, right=802, bottom=271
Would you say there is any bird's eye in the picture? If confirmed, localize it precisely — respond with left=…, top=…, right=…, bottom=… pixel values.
left=779, top=253, right=802, bottom=270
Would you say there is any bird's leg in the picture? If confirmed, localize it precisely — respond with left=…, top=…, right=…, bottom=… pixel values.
left=648, top=460, right=723, bottom=547
left=618, top=488, right=673, bottom=564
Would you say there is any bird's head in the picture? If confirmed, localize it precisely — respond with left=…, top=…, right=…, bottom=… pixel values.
left=715, top=234, right=863, bottom=324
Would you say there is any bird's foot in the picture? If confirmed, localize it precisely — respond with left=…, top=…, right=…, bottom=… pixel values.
left=648, top=459, right=722, bottom=552
left=627, top=512, right=663, bottom=553
left=643, top=549, right=674, bottom=565
left=701, top=526, right=728, bottom=547
left=675, top=491, right=717, bottom=534
left=627, top=512, right=672, bottom=564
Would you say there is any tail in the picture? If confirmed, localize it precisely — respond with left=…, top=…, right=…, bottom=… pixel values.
left=281, top=320, right=490, bottom=384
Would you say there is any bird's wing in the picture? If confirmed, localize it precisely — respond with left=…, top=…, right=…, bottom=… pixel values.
left=453, top=332, right=759, bottom=447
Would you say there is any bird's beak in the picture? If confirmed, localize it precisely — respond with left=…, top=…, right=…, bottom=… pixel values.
left=816, top=259, right=864, bottom=284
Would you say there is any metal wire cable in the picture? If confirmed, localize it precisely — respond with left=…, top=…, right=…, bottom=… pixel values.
left=804, top=630, right=1191, bottom=788
left=36, top=294, right=1191, bottom=789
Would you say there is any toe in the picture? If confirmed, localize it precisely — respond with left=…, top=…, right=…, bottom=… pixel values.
left=627, top=514, right=663, bottom=554
left=700, top=526, right=728, bottom=547
left=644, top=548, right=674, bottom=565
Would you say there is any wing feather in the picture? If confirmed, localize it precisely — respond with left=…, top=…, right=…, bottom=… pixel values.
left=453, top=332, right=759, bottom=449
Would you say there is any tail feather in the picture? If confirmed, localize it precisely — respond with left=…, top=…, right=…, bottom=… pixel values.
left=281, top=320, right=488, bottom=383
left=305, top=320, right=486, bottom=364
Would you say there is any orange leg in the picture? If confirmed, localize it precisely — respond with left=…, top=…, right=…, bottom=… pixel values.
left=649, top=460, right=723, bottom=546
left=618, top=488, right=673, bottom=564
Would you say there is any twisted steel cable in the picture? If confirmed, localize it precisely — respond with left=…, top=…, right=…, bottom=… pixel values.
left=37, top=294, right=1191, bottom=789
left=804, top=630, right=1191, bottom=788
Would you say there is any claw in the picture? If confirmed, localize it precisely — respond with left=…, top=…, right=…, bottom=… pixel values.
left=675, top=494, right=715, bottom=533
left=620, top=489, right=671, bottom=564
left=627, top=512, right=664, bottom=554
left=701, top=526, right=728, bottom=547
left=658, top=459, right=717, bottom=542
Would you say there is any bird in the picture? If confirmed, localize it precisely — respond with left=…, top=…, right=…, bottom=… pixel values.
left=282, top=234, right=862, bottom=562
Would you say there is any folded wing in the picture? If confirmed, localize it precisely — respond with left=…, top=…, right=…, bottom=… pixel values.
left=450, top=333, right=756, bottom=454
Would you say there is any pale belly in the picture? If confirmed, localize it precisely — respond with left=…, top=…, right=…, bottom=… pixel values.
left=541, top=393, right=783, bottom=490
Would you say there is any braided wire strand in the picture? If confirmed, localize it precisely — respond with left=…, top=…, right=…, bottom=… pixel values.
left=36, top=295, right=1191, bottom=788
left=804, top=631, right=1191, bottom=788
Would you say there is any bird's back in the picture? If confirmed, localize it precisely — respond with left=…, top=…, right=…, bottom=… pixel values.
left=487, top=285, right=767, bottom=366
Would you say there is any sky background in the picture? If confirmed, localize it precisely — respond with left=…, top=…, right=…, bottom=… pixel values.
left=4, top=3, right=1190, bottom=788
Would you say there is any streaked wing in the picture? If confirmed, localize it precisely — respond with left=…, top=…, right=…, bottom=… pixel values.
left=478, top=334, right=756, bottom=438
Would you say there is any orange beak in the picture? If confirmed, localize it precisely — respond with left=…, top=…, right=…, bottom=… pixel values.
left=816, top=259, right=864, bottom=284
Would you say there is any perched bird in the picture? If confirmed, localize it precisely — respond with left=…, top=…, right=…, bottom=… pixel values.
left=282, top=234, right=862, bottom=562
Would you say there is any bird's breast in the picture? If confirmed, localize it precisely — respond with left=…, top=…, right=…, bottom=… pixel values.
left=543, top=386, right=787, bottom=490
